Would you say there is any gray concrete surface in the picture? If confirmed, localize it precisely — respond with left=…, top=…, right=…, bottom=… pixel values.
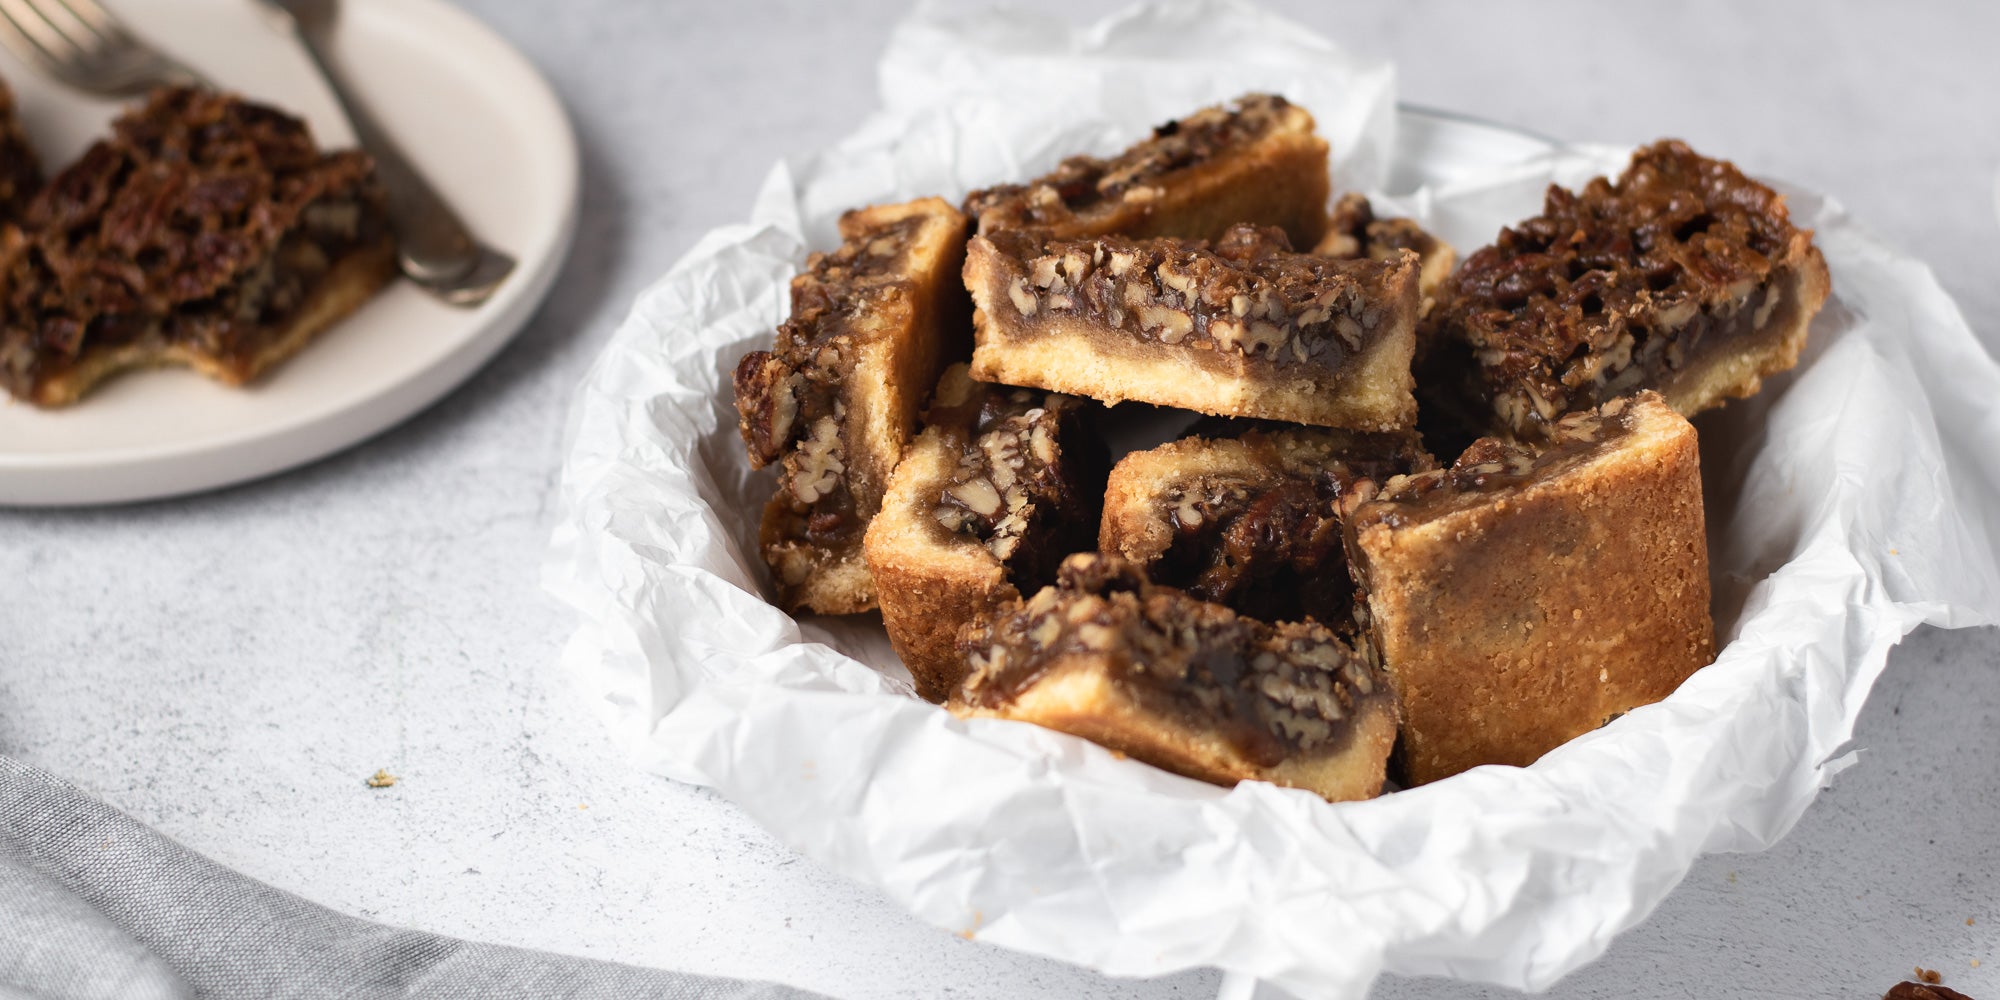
left=2, top=2, right=1996, bottom=998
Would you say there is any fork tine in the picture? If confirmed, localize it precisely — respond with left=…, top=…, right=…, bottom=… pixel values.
left=42, top=0, right=131, bottom=53
left=50, top=0, right=204, bottom=90
left=0, top=0, right=202, bottom=96
left=0, top=0, right=87, bottom=72
left=19, top=0, right=109, bottom=58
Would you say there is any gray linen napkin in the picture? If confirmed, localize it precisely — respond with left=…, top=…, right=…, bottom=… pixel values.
left=0, top=756, right=825, bottom=1000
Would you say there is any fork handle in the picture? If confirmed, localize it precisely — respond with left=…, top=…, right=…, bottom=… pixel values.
left=285, top=16, right=514, bottom=307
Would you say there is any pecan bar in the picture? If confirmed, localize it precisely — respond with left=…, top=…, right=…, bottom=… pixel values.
left=966, top=223, right=1421, bottom=430
left=1341, top=391, right=1714, bottom=785
left=954, top=553, right=1398, bottom=802
left=733, top=197, right=971, bottom=614
left=1099, top=425, right=1431, bottom=625
left=964, top=93, right=1330, bottom=248
left=0, top=77, right=41, bottom=223
left=1314, top=193, right=1455, bottom=314
left=1431, top=140, right=1830, bottom=439
left=0, top=88, right=394, bottom=407
left=864, top=364, right=1107, bottom=701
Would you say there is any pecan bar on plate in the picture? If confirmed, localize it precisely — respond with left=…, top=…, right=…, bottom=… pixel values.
left=1431, top=139, right=1831, bottom=438
left=0, top=88, right=395, bottom=407
left=1099, top=425, right=1431, bottom=625
left=954, top=553, right=1398, bottom=802
left=734, top=196, right=971, bottom=615
left=864, top=364, right=1106, bottom=701
left=1341, top=390, right=1714, bottom=785
left=964, top=93, right=1330, bottom=248
left=966, top=223, right=1422, bottom=430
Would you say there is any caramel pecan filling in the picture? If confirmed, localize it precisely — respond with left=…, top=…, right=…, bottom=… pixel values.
left=964, top=94, right=1300, bottom=233
left=733, top=215, right=928, bottom=546
left=985, top=223, right=1412, bottom=365
left=930, top=385, right=1102, bottom=593
left=962, top=554, right=1385, bottom=764
left=1345, top=395, right=1640, bottom=528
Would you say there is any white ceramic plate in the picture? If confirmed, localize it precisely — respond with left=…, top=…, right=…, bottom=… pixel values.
left=0, top=0, right=577, bottom=505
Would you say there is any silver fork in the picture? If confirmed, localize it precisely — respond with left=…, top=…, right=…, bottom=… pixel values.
left=0, top=0, right=516, bottom=307
left=259, top=0, right=514, bottom=306
left=0, top=0, right=201, bottom=95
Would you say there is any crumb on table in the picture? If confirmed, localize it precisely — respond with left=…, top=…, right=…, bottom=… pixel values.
left=365, top=769, right=398, bottom=789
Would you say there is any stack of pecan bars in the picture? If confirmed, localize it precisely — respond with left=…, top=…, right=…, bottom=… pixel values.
left=732, top=94, right=1829, bottom=798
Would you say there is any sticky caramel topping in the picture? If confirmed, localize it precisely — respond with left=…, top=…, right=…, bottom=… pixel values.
left=1145, top=428, right=1432, bottom=624
left=1434, top=140, right=1809, bottom=435
left=961, top=553, right=1388, bottom=766
left=964, top=94, right=1302, bottom=235
left=734, top=214, right=925, bottom=469
left=984, top=223, right=1414, bottom=366
left=1345, top=395, right=1641, bottom=529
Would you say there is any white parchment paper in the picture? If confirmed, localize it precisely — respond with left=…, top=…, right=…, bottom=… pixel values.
left=544, top=3, right=2000, bottom=996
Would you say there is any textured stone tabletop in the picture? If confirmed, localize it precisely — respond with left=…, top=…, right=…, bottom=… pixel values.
left=3, top=2, right=1997, bottom=998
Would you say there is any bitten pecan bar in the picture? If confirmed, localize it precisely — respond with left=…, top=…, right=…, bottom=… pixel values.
left=864, top=364, right=1107, bottom=701
left=963, top=93, right=1330, bottom=248
left=0, top=88, right=394, bottom=407
left=1431, top=140, right=1830, bottom=438
left=733, top=197, right=970, bottom=614
left=0, top=77, right=41, bottom=223
left=1341, top=390, right=1713, bottom=785
left=1315, top=193, right=1455, bottom=314
left=954, top=553, right=1398, bottom=802
left=1099, top=426, right=1431, bottom=625
left=966, top=223, right=1421, bottom=430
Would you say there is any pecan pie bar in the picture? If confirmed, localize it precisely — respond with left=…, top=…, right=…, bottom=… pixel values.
left=733, top=197, right=971, bottom=614
left=954, top=553, right=1398, bottom=801
left=1314, top=193, right=1455, bottom=314
left=966, top=223, right=1421, bottom=430
left=963, top=93, right=1330, bottom=248
left=1341, top=391, right=1713, bottom=785
left=1099, top=426, right=1431, bottom=625
left=0, top=88, right=394, bottom=407
left=1432, top=140, right=1830, bottom=438
left=0, top=77, right=41, bottom=223
left=864, top=364, right=1106, bottom=701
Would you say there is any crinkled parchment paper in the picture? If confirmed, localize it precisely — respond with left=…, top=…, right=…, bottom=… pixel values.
left=544, top=3, right=2000, bottom=996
